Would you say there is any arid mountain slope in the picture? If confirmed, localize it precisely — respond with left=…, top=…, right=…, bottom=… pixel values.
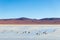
left=0, top=17, right=60, bottom=24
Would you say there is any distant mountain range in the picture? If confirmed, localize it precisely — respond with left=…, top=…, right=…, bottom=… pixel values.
left=0, top=17, right=60, bottom=24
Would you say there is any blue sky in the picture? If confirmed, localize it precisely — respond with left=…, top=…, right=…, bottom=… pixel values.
left=0, top=0, right=60, bottom=19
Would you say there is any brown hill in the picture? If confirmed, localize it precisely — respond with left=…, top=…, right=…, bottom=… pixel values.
left=0, top=17, right=60, bottom=24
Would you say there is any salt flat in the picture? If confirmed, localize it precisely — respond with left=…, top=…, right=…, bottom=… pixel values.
left=0, top=24, right=60, bottom=40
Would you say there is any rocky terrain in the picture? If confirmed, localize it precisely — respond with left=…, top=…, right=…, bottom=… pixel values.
left=0, top=17, right=60, bottom=24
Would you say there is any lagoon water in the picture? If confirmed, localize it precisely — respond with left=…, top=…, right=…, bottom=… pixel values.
left=0, top=25, right=60, bottom=40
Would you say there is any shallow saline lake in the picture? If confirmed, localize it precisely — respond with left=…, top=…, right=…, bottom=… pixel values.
left=0, top=25, right=60, bottom=40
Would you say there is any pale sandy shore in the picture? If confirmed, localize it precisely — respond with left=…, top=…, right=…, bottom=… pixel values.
left=0, top=24, right=60, bottom=27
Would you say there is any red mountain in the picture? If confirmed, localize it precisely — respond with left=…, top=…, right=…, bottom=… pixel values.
left=0, top=17, right=60, bottom=24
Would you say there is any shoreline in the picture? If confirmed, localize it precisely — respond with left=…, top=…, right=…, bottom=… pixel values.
left=0, top=24, right=60, bottom=26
